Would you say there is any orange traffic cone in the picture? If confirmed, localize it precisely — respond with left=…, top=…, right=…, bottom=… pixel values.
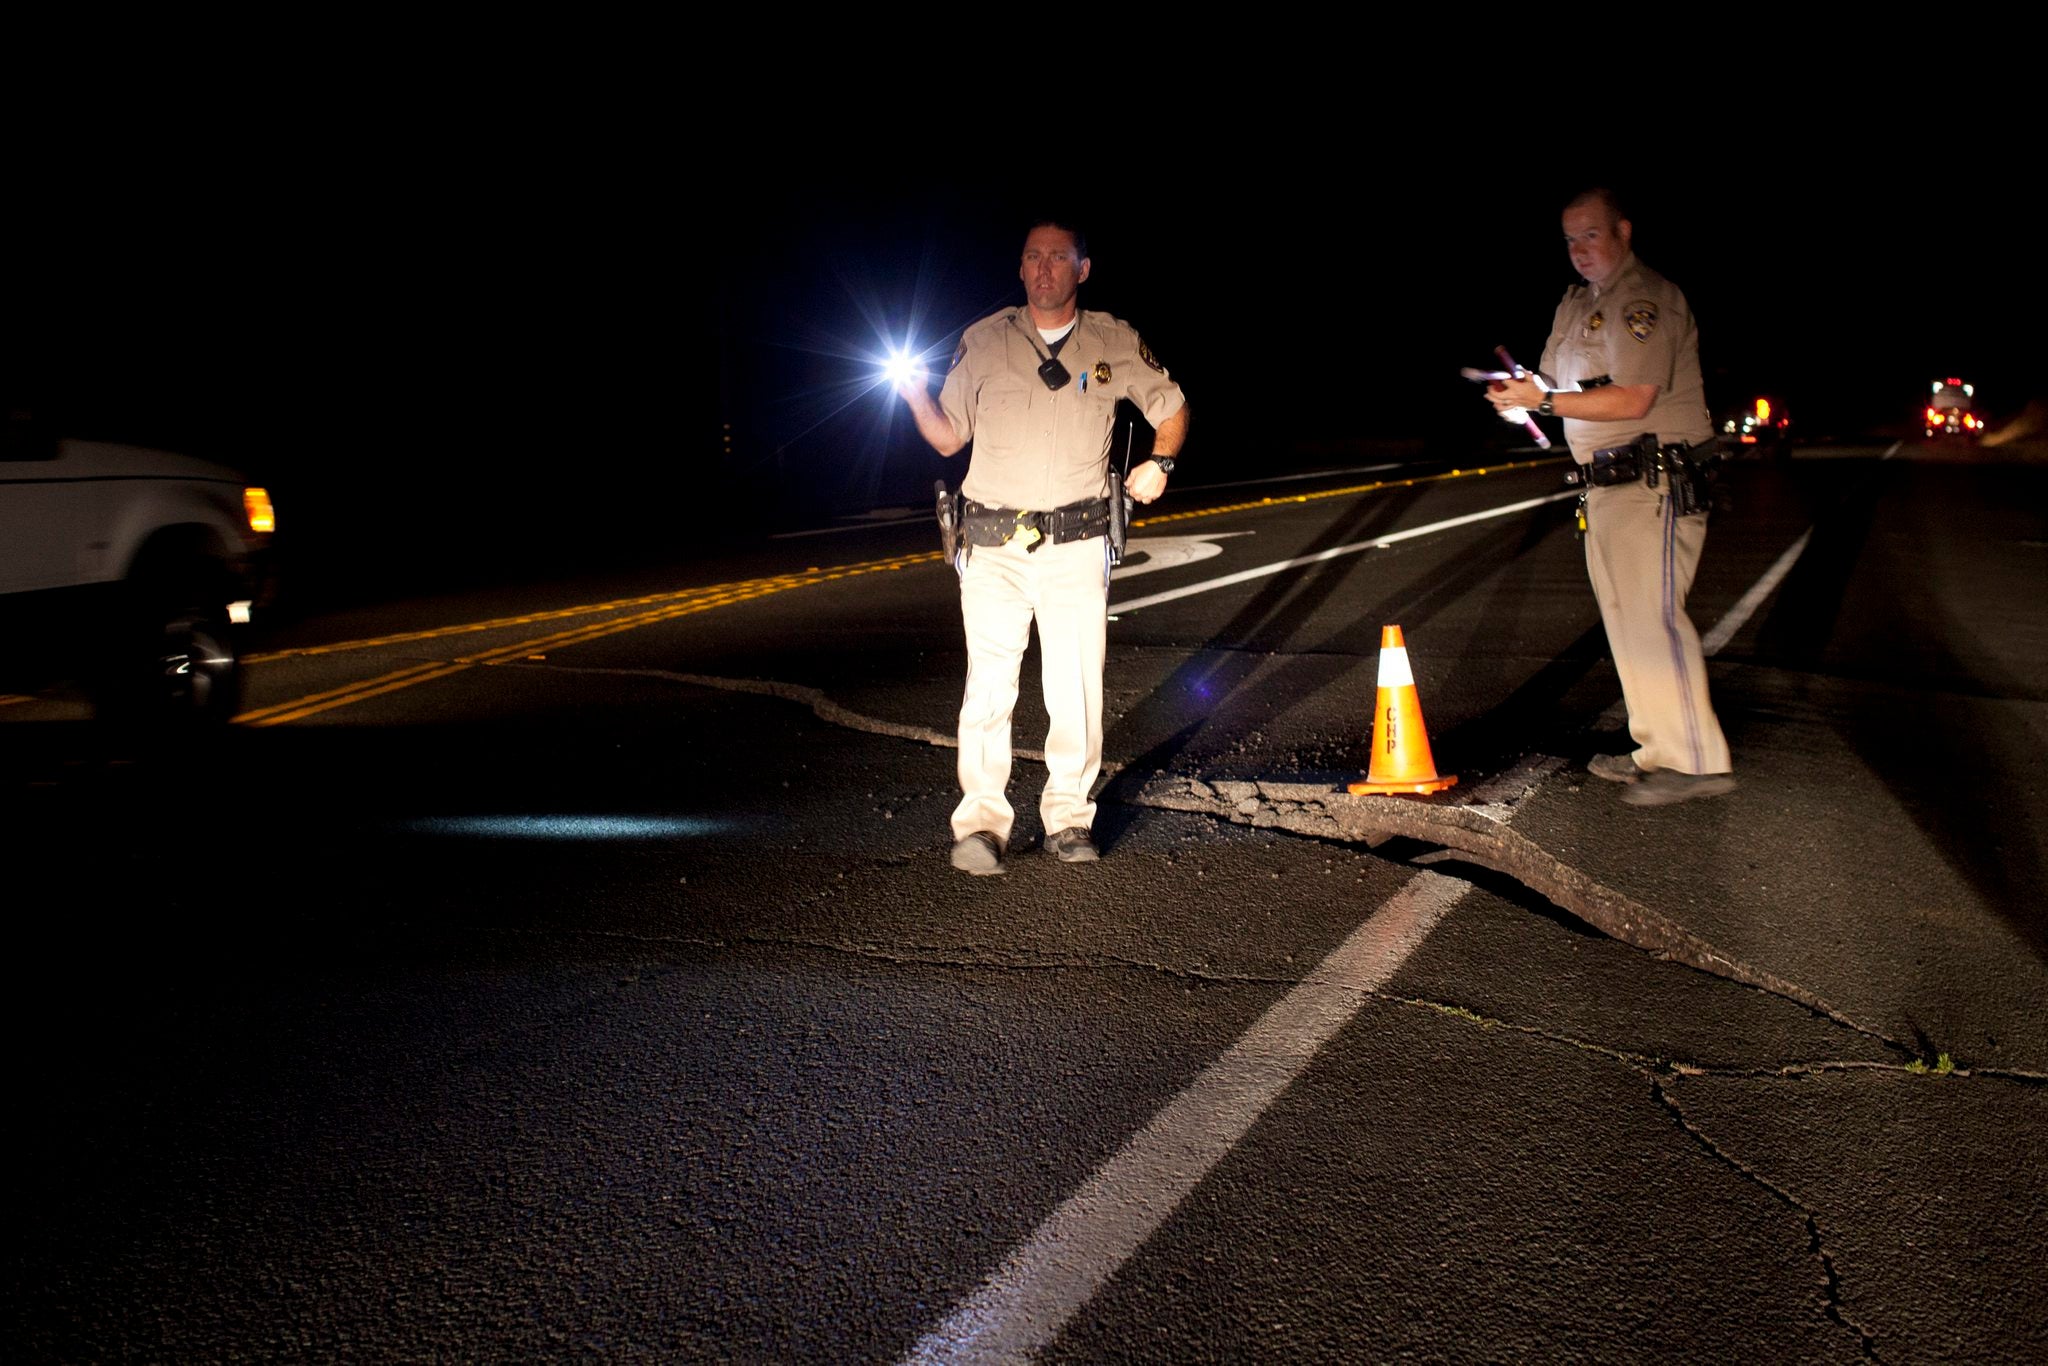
left=1348, top=625, right=1458, bottom=795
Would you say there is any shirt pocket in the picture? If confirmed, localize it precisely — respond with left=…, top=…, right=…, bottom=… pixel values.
left=1560, top=337, right=1609, bottom=390
left=974, top=377, right=1035, bottom=455
left=982, top=376, right=1033, bottom=415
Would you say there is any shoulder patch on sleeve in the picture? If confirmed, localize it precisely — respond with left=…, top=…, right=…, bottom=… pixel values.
left=1624, top=300, right=1659, bottom=343
left=949, top=337, right=968, bottom=370
left=1138, top=337, right=1164, bottom=373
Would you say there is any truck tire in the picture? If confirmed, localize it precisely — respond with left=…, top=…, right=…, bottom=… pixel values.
left=94, top=559, right=243, bottom=729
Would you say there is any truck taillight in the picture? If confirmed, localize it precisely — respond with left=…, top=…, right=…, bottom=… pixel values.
left=244, top=487, right=276, bottom=534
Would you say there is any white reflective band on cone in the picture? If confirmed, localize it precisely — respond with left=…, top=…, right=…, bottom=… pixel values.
left=1377, top=647, right=1414, bottom=687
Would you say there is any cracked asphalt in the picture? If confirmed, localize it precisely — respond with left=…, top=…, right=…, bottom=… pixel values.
left=4, top=450, right=2043, bottom=1362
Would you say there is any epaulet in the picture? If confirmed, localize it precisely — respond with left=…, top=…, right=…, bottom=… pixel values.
left=1083, top=309, right=1133, bottom=338
left=951, top=310, right=1014, bottom=370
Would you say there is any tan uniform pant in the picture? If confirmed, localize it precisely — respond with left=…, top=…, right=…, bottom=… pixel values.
left=1585, top=479, right=1732, bottom=776
left=953, top=533, right=1110, bottom=844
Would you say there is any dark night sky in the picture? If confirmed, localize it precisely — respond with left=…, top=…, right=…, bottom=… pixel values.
left=712, top=124, right=2037, bottom=517
left=10, top=83, right=2037, bottom=568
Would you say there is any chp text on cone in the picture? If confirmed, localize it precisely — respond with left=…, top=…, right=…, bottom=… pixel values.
left=1348, top=625, right=1457, bottom=795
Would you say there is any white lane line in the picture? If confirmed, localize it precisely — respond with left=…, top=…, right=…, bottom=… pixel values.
left=1461, top=753, right=1569, bottom=824
left=903, top=872, right=1470, bottom=1366
left=1699, top=528, right=1812, bottom=658
left=905, top=762, right=1541, bottom=1366
left=1881, top=440, right=1903, bottom=460
left=1110, top=491, right=1578, bottom=615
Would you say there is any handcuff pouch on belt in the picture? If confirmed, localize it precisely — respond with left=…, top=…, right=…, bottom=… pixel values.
left=1564, top=432, right=1716, bottom=516
left=959, top=496, right=1110, bottom=554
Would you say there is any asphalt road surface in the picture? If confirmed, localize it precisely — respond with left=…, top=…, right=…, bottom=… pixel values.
left=5, top=444, right=2044, bottom=1363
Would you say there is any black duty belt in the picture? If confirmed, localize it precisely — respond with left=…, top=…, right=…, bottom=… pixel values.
left=1565, top=433, right=1718, bottom=515
left=1568, top=433, right=1712, bottom=488
left=1581, top=447, right=1643, bottom=486
left=961, top=495, right=1109, bottom=551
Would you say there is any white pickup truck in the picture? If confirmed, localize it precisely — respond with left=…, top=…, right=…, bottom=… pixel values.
left=1, top=410, right=274, bottom=725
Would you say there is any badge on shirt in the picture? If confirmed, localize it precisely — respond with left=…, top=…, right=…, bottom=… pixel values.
left=1625, top=301, right=1659, bottom=343
left=1138, top=339, right=1164, bottom=373
left=1586, top=311, right=1604, bottom=333
left=1093, top=361, right=1112, bottom=384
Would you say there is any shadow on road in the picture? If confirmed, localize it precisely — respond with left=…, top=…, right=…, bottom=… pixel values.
left=1752, top=462, right=2048, bottom=963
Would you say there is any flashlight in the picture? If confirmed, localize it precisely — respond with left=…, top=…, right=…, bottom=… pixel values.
left=882, top=348, right=925, bottom=387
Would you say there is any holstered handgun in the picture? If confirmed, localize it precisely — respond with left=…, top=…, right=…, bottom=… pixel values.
left=935, top=480, right=964, bottom=572
left=1655, top=443, right=1716, bottom=517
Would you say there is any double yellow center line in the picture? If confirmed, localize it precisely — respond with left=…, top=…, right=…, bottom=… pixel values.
left=233, top=552, right=938, bottom=726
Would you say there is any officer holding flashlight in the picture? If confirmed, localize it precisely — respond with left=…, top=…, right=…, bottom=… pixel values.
left=896, top=219, right=1188, bottom=872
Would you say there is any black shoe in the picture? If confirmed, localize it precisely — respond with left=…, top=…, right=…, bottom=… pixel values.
left=1045, top=827, right=1099, bottom=862
left=1587, top=753, right=1645, bottom=784
left=1620, top=769, right=1737, bottom=806
left=950, top=831, right=1005, bottom=875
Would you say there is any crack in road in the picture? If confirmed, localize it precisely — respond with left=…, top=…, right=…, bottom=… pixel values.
left=1374, top=992, right=2032, bottom=1084
left=1139, top=776, right=1914, bottom=1054
left=470, top=916, right=2048, bottom=1087
left=491, top=662, right=2021, bottom=1357
left=1652, top=1075, right=1883, bottom=1359
left=510, top=665, right=1917, bottom=1060
left=458, top=920, right=1998, bottom=1360
left=1381, top=990, right=1900, bottom=1360
left=507, top=663, right=1107, bottom=771
left=474, top=923, right=1313, bottom=987
left=508, top=662, right=984, bottom=747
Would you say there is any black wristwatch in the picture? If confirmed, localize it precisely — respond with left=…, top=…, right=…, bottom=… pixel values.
left=1537, top=395, right=1556, bottom=417
left=1150, top=455, right=1176, bottom=475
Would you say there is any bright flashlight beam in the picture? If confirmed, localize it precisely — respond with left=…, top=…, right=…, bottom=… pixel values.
left=882, top=349, right=925, bottom=386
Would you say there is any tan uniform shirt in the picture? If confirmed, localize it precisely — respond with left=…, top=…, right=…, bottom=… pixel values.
left=1539, top=254, right=1713, bottom=461
left=940, top=308, right=1186, bottom=511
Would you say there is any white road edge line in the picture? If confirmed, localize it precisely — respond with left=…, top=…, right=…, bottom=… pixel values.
left=1109, top=491, right=1577, bottom=615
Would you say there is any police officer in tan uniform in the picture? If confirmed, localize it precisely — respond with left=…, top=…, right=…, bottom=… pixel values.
left=896, top=219, right=1189, bottom=871
left=1489, top=188, right=1735, bottom=806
